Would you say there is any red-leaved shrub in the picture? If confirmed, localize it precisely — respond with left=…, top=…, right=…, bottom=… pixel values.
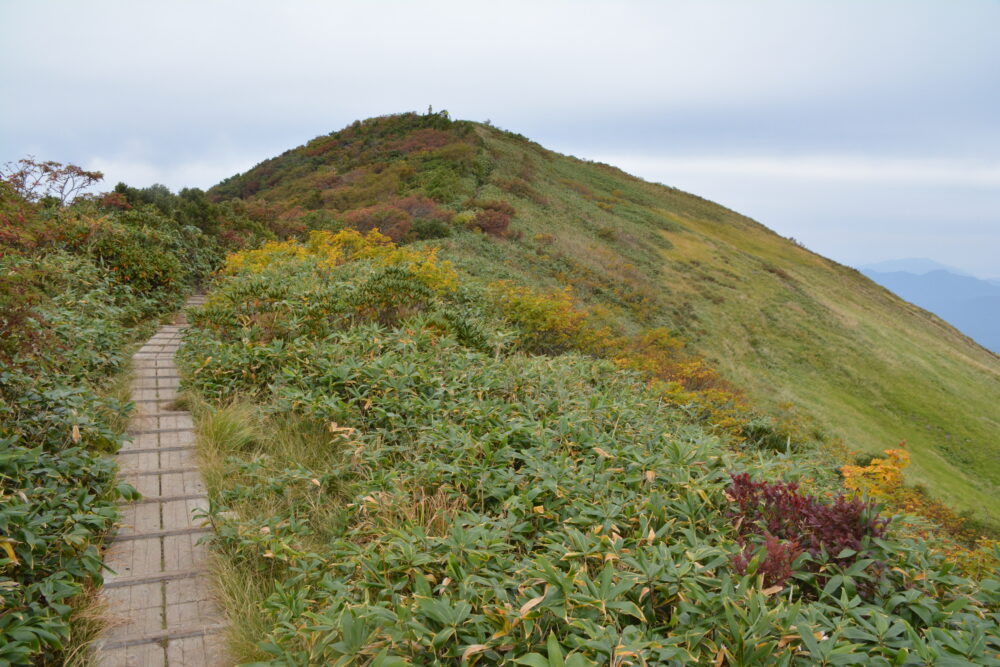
left=472, top=210, right=511, bottom=237
left=387, top=128, right=455, bottom=154
left=732, top=533, right=802, bottom=589
left=464, top=198, right=516, bottom=217
left=98, top=191, right=132, bottom=211
left=726, top=473, right=889, bottom=589
left=392, top=195, right=453, bottom=224
left=342, top=204, right=413, bottom=242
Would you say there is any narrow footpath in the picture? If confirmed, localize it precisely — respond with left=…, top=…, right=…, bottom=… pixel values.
left=96, top=295, right=228, bottom=666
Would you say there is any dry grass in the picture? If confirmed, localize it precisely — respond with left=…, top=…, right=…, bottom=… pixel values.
left=209, top=554, right=274, bottom=664
left=186, top=393, right=472, bottom=658
left=186, top=396, right=359, bottom=660
left=353, top=485, right=467, bottom=538
left=94, top=358, right=135, bottom=446
left=61, top=588, right=108, bottom=667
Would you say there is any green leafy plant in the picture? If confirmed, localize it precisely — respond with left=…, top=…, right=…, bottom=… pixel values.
left=178, top=234, right=1000, bottom=664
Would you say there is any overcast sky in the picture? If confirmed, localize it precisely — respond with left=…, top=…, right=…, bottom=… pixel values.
left=2, top=0, right=998, bottom=277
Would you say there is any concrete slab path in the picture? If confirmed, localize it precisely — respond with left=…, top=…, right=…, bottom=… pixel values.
left=96, top=295, right=229, bottom=666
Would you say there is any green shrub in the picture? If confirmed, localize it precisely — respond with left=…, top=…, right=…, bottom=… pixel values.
left=178, top=240, right=1000, bottom=665
left=87, top=220, right=184, bottom=293
left=0, top=186, right=220, bottom=663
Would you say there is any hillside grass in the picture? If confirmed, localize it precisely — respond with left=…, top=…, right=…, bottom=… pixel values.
left=177, top=231, right=1000, bottom=664
left=412, top=124, right=1000, bottom=529
left=205, top=110, right=1000, bottom=529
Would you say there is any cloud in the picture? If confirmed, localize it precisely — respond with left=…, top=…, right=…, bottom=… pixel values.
left=85, top=155, right=261, bottom=191
left=591, top=154, right=1000, bottom=188
left=1, top=1, right=997, bottom=276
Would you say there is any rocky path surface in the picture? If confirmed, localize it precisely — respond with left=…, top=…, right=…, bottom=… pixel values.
left=96, top=295, right=228, bottom=666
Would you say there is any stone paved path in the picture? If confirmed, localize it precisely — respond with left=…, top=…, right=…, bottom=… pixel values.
left=96, top=295, right=229, bottom=666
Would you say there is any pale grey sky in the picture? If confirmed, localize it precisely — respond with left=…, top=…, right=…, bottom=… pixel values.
left=2, top=0, right=997, bottom=276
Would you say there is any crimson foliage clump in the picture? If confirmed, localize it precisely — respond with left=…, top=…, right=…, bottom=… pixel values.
left=727, top=473, right=889, bottom=588
left=732, top=533, right=800, bottom=589
left=472, top=209, right=511, bottom=236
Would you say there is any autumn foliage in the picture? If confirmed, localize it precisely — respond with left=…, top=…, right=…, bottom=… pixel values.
left=727, top=473, right=889, bottom=589
left=0, top=156, right=103, bottom=205
left=841, top=444, right=1000, bottom=577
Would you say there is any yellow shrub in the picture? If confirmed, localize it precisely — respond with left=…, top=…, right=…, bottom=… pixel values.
left=376, top=245, right=457, bottom=293
left=222, top=228, right=457, bottom=293
left=842, top=445, right=998, bottom=577
left=222, top=239, right=308, bottom=274
left=841, top=446, right=910, bottom=500
left=488, top=281, right=587, bottom=354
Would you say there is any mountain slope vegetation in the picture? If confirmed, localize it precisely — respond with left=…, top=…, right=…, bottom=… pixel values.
left=0, top=177, right=226, bottom=663
left=861, top=268, right=1000, bottom=354
left=178, top=229, right=999, bottom=664
left=210, top=112, right=1000, bottom=529
left=5, top=112, right=997, bottom=664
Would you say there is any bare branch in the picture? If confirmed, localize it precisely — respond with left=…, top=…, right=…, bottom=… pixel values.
left=0, top=157, right=103, bottom=204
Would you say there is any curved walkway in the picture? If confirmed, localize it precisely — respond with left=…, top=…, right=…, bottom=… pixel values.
left=97, top=295, right=228, bottom=666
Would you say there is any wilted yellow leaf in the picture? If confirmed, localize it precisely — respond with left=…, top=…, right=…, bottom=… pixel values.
left=0, top=540, right=18, bottom=565
left=593, top=447, right=614, bottom=458
left=193, top=356, right=213, bottom=374
left=761, top=585, right=783, bottom=596
left=327, top=422, right=355, bottom=437
left=519, top=595, right=545, bottom=616
left=71, top=424, right=81, bottom=443
left=644, top=470, right=656, bottom=483
left=462, top=644, right=489, bottom=660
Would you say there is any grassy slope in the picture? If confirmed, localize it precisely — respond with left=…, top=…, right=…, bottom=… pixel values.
left=212, top=116, right=1000, bottom=526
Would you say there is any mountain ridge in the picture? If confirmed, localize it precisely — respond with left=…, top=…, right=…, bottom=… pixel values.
left=862, top=267, right=1000, bottom=354
left=207, top=112, right=1000, bottom=527
left=859, top=257, right=974, bottom=276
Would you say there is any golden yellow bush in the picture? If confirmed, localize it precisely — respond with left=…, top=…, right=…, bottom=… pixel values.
left=221, top=228, right=457, bottom=293
left=487, top=281, right=587, bottom=354
left=841, top=446, right=909, bottom=499
left=841, top=445, right=999, bottom=577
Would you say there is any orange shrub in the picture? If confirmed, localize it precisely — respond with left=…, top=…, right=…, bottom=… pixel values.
left=841, top=443, right=999, bottom=577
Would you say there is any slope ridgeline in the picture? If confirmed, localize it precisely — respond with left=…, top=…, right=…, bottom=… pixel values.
left=210, top=111, right=1000, bottom=529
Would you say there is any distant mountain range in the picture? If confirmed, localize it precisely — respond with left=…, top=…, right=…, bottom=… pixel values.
left=860, top=259, right=1000, bottom=354
left=862, top=258, right=972, bottom=276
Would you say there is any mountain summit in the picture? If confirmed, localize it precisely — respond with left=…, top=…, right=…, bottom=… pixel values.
left=211, top=112, right=1000, bottom=526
